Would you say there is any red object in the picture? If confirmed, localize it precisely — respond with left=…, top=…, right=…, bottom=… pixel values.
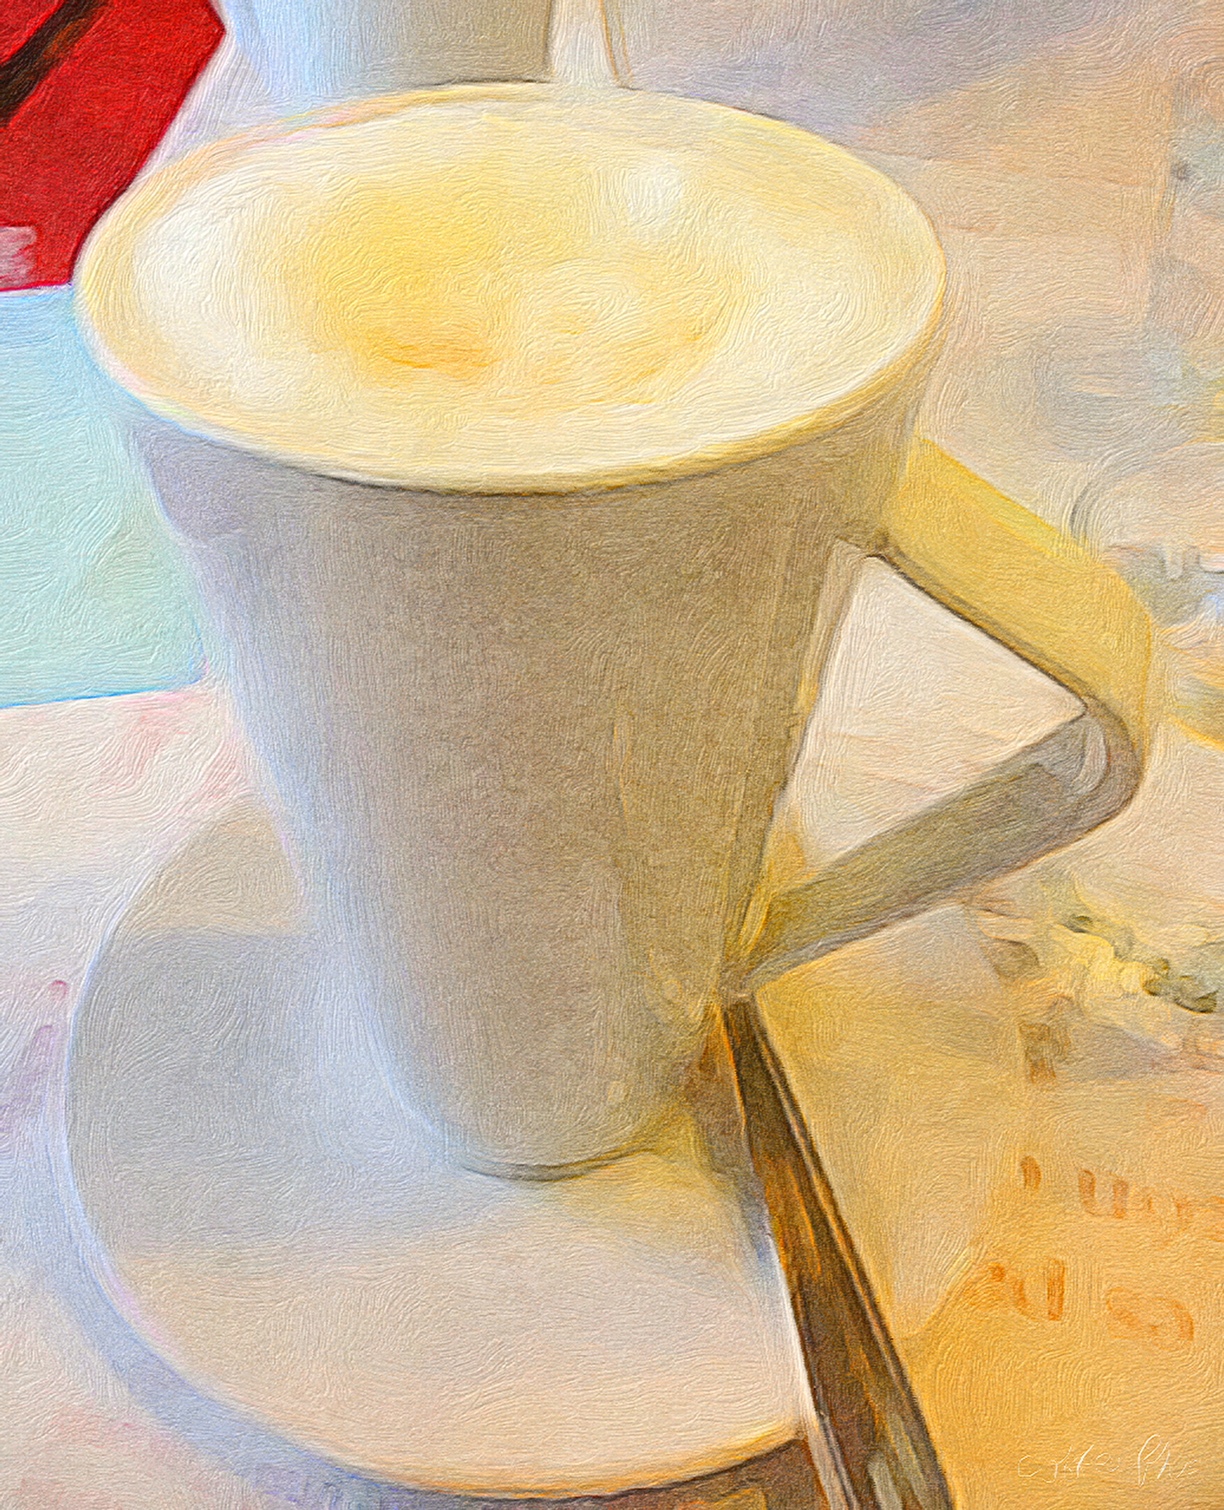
left=0, top=0, right=223, bottom=289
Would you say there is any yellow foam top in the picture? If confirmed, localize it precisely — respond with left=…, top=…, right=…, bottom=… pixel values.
left=76, top=85, right=944, bottom=493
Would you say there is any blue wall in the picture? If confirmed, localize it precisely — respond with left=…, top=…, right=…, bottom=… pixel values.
left=0, top=287, right=204, bottom=706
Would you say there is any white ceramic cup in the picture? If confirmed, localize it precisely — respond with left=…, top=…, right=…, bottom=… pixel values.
left=215, top=0, right=557, bottom=112
left=76, top=84, right=1148, bottom=1176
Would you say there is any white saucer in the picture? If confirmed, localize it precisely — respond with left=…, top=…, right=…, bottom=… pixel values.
left=63, top=802, right=808, bottom=1497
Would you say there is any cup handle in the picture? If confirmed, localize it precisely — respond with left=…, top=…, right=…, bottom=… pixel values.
left=733, top=439, right=1152, bottom=994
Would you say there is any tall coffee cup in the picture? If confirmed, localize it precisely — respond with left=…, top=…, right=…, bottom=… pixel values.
left=76, top=82, right=1150, bottom=1176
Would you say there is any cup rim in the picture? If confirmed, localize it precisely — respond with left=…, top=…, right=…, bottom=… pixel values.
left=75, top=81, right=947, bottom=497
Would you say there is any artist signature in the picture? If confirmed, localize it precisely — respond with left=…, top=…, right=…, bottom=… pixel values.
left=1018, top=1436, right=1196, bottom=1485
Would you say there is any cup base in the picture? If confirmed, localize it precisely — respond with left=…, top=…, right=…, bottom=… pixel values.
left=62, top=802, right=807, bottom=1496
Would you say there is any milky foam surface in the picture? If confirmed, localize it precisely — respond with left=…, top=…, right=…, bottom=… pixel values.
left=78, top=86, right=943, bottom=492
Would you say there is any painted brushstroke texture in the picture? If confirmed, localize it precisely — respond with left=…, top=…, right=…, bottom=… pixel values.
left=68, top=47, right=1144, bottom=1503
left=0, top=2, right=1221, bottom=1508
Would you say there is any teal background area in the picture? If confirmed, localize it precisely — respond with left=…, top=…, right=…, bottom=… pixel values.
left=0, top=287, right=204, bottom=707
